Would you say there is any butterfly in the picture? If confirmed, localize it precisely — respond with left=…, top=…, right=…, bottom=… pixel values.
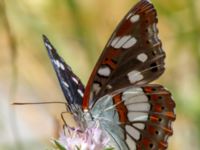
left=43, top=0, right=175, bottom=149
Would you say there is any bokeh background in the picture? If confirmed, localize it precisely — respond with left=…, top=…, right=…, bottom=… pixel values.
left=0, top=0, right=200, bottom=149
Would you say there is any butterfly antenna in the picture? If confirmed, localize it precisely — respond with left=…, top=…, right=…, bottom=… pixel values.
left=12, top=101, right=68, bottom=105
left=13, top=101, right=74, bottom=135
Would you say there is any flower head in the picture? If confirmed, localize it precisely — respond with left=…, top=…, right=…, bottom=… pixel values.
left=53, top=125, right=113, bottom=150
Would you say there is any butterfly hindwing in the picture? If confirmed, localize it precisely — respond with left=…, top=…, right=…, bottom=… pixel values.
left=43, top=35, right=85, bottom=107
left=121, top=84, right=175, bottom=150
left=93, top=84, right=175, bottom=150
left=83, top=0, right=165, bottom=109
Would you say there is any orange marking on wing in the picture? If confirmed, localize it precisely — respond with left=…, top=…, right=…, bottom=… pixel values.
left=159, top=141, right=168, bottom=149
left=102, top=59, right=117, bottom=69
left=165, top=112, right=176, bottom=120
left=162, top=127, right=173, bottom=135
left=138, top=138, right=150, bottom=149
left=106, top=49, right=121, bottom=58
left=116, top=21, right=132, bottom=36
left=153, top=104, right=162, bottom=112
left=150, top=115, right=158, bottom=122
left=144, top=87, right=153, bottom=93
left=113, top=94, right=128, bottom=123
left=151, top=94, right=159, bottom=100
left=102, top=49, right=120, bottom=69
left=147, top=125, right=155, bottom=134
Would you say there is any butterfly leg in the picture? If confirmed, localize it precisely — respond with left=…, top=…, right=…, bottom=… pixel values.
left=60, top=111, right=73, bottom=135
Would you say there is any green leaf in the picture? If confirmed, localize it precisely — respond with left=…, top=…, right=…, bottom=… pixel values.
left=75, top=145, right=81, bottom=150
left=54, top=140, right=66, bottom=150
left=104, top=147, right=115, bottom=150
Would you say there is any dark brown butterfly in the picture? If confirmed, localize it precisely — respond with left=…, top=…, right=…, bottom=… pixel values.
left=43, top=0, right=175, bottom=149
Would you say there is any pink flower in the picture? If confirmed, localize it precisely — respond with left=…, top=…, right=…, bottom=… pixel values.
left=54, top=125, right=112, bottom=150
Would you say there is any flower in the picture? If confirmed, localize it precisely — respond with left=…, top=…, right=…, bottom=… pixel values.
left=53, top=124, right=113, bottom=150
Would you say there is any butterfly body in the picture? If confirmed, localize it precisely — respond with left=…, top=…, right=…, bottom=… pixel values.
left=43, top=0, right=175, bottom=149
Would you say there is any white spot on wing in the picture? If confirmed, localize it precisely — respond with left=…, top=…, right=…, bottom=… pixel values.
left=123, top=87, right=143, bottom=95
left=126, top=103, right=151, bottom=111
left=111, top=36, right=137, bottom=49
left=122, top=87, right=147, bottom=104
left=147, top=23, right=158, bottom=38
left=62, top=81, right=69, bottom=88
left=126, top=135, right=136, bottom=150
left=111, top=37, right=120, bottom=47
left=54, top=60, right=65, bottom=70
left=125, top=125, right=141, bottom=140
left=124, top=94, right=148, bottom=105
left=72, top=77, right=79, bottom=84
left=77, top=89, right=84, bottom=97
left=114, top=36, right=131, bottom=48
left=133, top=123, right=145, bottom=130
left=45, top=42, right=52, bottom=50
left=122, top=37, right=137, bottom=49
left=106, top=84, right=112, bottom=89
left=98, top=66, right=111, bottom=77
left=60, top=63, right=65, bottom=70
left=130, top=14, right=140, bottom=23
left=152, top=23, right=157, bottom=32
left=126, top=12, right=133, bottom=20
left=93, top=83, right=101, bottom=94
left=137, top=53, right=148, bottom=62
left=127, top=112, right=148, bottom=122
left=127, top=70, right=143, bottom=83
left=54, top=60, right=59, bottom=67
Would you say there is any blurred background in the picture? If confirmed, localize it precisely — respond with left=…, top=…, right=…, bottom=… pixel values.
left=0, top=0, right=200, bottom=149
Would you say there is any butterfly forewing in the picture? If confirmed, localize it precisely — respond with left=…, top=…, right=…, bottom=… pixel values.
left=43, top=35, right=85, bottom=107
left=83, top=0, right=165, bottom=109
